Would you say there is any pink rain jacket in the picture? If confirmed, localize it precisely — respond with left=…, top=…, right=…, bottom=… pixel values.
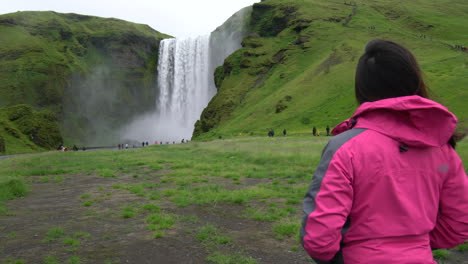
left=301, top=96, right=468, bottom=264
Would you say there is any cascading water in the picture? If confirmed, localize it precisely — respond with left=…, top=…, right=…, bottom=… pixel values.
left=120, top=6, right=251, bottom=143
left=155, top=36, right=215, bottom=142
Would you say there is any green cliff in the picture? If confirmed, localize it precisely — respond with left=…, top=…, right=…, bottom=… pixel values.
left=0, top=11, right=171, bottom=148
left=194, top=0, right=468, bottom=139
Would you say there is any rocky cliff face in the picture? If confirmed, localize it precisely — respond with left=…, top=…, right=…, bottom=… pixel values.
left=0, top=11, right=171, bottom=145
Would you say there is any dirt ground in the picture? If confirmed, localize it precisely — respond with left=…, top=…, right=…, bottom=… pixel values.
left=0, top=166, right=466, bottom=264
left=0, top=168, right=310, bottom=264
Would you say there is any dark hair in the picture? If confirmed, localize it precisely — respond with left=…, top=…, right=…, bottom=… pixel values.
left=355, top=39, right=463, bottom=148
left=355, top=39, right=428, bottom=104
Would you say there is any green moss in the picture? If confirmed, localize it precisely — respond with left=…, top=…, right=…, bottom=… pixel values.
left=0, top=134, right=4, bottom=153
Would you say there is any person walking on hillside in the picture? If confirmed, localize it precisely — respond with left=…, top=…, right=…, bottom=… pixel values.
left=283, top=129, right=287, bottom=136
left=312, top=126, right=317, bottom=136
left=301, top=40, right=468, bottom=264
left=326, top=125, right=330, bottom=136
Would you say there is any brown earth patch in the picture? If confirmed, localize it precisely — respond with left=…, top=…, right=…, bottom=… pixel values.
left=0, top=169, right=310, bottom=264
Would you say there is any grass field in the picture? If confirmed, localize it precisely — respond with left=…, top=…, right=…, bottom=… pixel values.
left=0, top=136, right=467, bottom=263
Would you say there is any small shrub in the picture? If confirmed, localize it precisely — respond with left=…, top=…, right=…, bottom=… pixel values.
left=275, top=101, right=287, bottom=113
left=4, top=126, right=20, bottom=138
left=6, top=104, right=33, bottom=121
left=301, top=117, right=311, bottom=125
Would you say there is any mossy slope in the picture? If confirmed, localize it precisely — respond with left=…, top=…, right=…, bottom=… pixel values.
left=194, top=0, right=468, bottom=139
left=0, top=104, right=62, bottom=154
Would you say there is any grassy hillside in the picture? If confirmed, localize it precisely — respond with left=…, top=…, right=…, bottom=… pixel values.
left=0, top=11, right=171, bottom=146
left=194, top=0, right=468, bottom=139
left=0, top=104, right=62, bottom=154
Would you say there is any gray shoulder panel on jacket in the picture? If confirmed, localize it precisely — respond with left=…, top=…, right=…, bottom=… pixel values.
left=303, top=128, right=367, bottom=214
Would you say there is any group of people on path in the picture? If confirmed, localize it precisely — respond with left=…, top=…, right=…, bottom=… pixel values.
left=117, top=139, right=189, bottom=150
left=312, top=125, right=330, bottom=136
left=56, top=144, right=86, bottom=151
left=267, top=126, right=331, bottom=137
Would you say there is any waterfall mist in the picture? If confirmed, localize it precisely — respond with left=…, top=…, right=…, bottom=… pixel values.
left=121, top=6, right=251, bottom=143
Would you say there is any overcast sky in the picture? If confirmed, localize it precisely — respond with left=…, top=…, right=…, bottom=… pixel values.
left=0, top=0, right=260, bottom=38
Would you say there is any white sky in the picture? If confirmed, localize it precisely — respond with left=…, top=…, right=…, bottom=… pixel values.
left=0, top=0, right=260, bottom=38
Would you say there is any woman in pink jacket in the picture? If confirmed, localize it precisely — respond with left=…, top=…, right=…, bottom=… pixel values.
left=301, top=39, right=468, bottom=264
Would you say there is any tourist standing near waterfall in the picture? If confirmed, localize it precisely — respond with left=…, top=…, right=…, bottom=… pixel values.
left=301, top=40, right=468, bottom=264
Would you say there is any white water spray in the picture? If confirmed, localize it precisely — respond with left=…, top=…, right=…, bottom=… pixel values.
left=155, top=36, right=215, bottom=142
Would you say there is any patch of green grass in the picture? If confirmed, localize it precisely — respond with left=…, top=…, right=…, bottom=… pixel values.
left=82, top=200, right=94, bottom=207
left=39, top=176, right=50, bottom=183
left=7, top=231, right=16, bottom=239
left=121, top=206, right=137, bottom=219
left=244, top=204, right=296, bottom=222
left=80, top=194, right=91, bottom=199
left=141, top=203, right=160, bottom=213
left=196, top=224, right=232, bottom=247
left=63, top=237, right=80, bottom=247
left=206, top=251, right=257, bottom=264
left=43, top=256, right=60, bottom=264
left=0, top=179, right=28, bottom=214
left=272, top=218, right=300, bottom=240
left=43, top=227, right=65, bottom=242
left=432, top=249, right=450, bottom=259
left=53, top=175, right=64, bottom=183
left=153, top=231, right=164, bottom=238
left=146, top=213, right=175, bottom=231
left=73, top=232, right=91, bottom=239
left=149, top=191, right=161, bottom=200
left=68, top=256, right=80, bottom=264
left=2, top=259, right=26, bottom=264
left=456, top=243, right=468, bottom=252
left=98, top=169, right=116, bottom=178
left=150, top=164, right=164, bottom=170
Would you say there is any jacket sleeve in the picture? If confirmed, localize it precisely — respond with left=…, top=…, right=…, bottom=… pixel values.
left=301, top=141, right=354, bottom=263
left=430, top=151, right=468, bottom=249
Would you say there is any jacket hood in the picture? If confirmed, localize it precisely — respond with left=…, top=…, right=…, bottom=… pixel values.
left=332, top=95, right=457, bottom=147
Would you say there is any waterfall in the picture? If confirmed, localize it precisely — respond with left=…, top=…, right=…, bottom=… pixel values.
left=155, top=36, right=215, bottom=142
left=120, top=6, right=251, bottom=143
